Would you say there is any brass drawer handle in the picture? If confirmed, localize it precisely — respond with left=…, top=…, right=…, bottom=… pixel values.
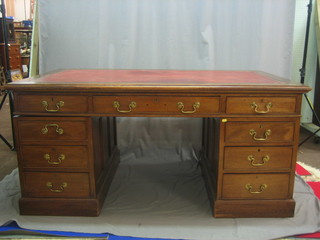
left=247, top=155, right=270, bottom=166
left=42, top=100, right=64, bottom=112
left=177, top=101, right=200, bottom=114
left=245, top=183, right=267, bottom=194
left=46, top=182, right=67, bottom=193
left=251, top=102, right=272, bottom=114
left=41, top=124, right=64, bottom=135
left=113, top=101, right=137, bottom=113
left=44, top=153, right=65, bottom=165
left=249, top=129, right=271, bottom=141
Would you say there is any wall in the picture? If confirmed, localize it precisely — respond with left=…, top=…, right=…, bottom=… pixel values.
left=4, top=0, right=15, bottom=17
left=2, top=0, right=32, bottom=21
left=38, top=0, right=295, bottom=78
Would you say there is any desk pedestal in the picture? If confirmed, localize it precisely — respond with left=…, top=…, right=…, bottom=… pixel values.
left=15, top=116, right=119, bottom=216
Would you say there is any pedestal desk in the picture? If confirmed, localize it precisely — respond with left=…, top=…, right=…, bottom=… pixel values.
left=6, top=69, right=311, bottom=218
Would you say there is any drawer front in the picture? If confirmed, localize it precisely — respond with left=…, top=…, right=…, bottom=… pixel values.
left=93, top=96, right=219, bottom=115
left=224, top=121, right=295, bottom=144
left=222, top=174, right=290, bottom=200
left=226, top=96, right=297, bottom=114
left=23, top=172, right=90, bottom=198
left=224, top=147, right=293, bottom=170
left=15, top=95, right=88, bottom=113
left=16, top=119, right=88, bottom=141
left=21, top=145, right=89, bottom=169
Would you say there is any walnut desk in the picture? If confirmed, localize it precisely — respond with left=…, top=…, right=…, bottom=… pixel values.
left=6, top=69, right=311, bottom=218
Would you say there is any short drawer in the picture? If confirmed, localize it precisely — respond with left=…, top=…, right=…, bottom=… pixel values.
left=20, top=145, right=89, bottom=169
left=93, top=96, right=219, bottom=115
left=23, top=172, right=90, bottom=198
left=226, top=96, right=297, bottom=114
left=16, top=118, right=88, bottom=141
left=224, top=121, right=295, bottom=144
left=224, top=147, right=293, bottom=170
left=15, top=95, right=88, bottom=113
left=222, top=174, right=290, bottom=200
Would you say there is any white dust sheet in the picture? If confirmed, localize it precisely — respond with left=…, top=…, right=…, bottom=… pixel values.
left=1, top=118, right=320, bottom=240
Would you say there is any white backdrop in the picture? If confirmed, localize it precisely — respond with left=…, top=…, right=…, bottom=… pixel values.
left=38, top=0, right=297, bottom=154
left=39, top=0, right=295, bottom=78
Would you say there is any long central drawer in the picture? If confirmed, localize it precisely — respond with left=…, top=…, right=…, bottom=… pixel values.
left=93, top=96, right=220, bottom=115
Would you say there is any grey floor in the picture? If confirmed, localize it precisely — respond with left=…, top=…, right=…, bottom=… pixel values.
left=0, top=97, right=319, bottom=181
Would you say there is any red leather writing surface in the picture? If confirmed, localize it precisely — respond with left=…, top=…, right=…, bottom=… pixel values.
left=33, top=69, right=283, bottom=84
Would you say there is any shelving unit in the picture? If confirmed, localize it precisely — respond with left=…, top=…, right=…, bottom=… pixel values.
left=14, top=26, right=32, bottom=77
left=0, top=18, right=22, bottom=80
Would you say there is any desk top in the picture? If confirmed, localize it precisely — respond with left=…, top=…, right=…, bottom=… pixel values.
left=6, top=69, right=311, bottom=93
